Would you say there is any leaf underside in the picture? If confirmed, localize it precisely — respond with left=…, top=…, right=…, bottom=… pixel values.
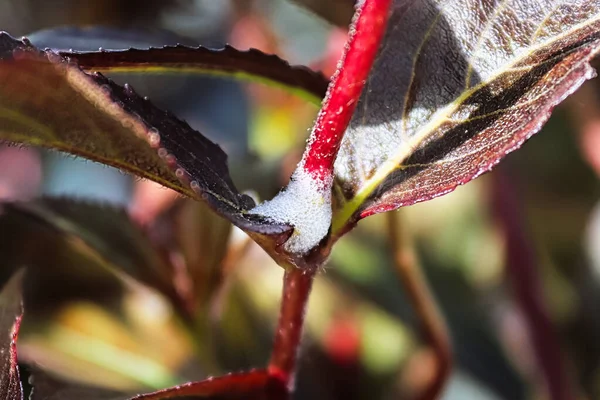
left=0, top=271, right=24, bottom=400
left=333, top=0, right=600, bottom=229
left=0, top=33, right=291, bottom=238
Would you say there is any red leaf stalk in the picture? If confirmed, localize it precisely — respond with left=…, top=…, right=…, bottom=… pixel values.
left=268, top=267, right=317, bottom=390
left=301, top=0, right=392, bottom=181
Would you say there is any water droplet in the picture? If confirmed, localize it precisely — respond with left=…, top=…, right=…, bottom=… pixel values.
left=165, top=154, right=176, bottom=165
left=148, top=128, right=160, bottom=146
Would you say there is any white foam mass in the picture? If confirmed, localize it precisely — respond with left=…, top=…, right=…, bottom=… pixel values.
left=251, top=169, right=332, bottom=254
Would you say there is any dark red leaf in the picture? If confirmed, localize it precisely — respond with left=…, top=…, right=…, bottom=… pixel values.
left=27, top=26, right=328, bottom=103
left=0, top=33, right=291, bottom=240
left=60, top=45, right=328, bottom=104
left=331, top=0, right=600, bottom=232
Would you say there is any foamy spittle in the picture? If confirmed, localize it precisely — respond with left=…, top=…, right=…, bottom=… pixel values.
left=251, top=169, right=332, bottom=255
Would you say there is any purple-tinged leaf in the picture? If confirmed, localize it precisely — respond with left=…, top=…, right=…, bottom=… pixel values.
left=332, top=0, right=600, bottom=232
left=0, top=271, right=25, bottom=400
left=0, top=33, right=291, bottom=240
left=60, top=45, right=328, bottom=104
left=25, top=26, right=328, bottom=104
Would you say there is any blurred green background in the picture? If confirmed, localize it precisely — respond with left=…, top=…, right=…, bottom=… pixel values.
left=0, top=1, right=600, bottom=399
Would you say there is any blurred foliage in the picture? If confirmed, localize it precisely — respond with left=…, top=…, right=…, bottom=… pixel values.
left=0, top=1, right=599, bottom=399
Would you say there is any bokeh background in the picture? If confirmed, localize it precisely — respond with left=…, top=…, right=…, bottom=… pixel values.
left=0, top=1, right=600, bottom=399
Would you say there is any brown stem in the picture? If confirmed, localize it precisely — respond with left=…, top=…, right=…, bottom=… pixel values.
left=268, top=266, right=317, bottom=390
left=387, top=212, right=452, bottom=400
left=492, top=172, right=574, bottom=400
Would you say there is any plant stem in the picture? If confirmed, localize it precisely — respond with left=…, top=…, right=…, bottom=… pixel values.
left=268, top=266, right=317, bottom=390
left=492, top=172, right=574, bottom=400
left=300, top=0, right=392, bottom=181
left=387, top=212, right=452, bottom=400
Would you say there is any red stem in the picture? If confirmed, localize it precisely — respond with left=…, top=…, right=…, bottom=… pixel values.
left=301, top=0, right=392, bottom=181
left=268, top=267, right=317, bottom=390
left=492, top=172, right=574, bottom=400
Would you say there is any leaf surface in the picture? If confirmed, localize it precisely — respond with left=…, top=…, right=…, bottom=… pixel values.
left=0, top=271, right=24, bottom=400
left=26, top=26, right=328, bottom=104
left=61, top=46, right=328, bottom=105
left=0, top=33, right=291, bottom=239
left=332, top=0, right=600, bottom=231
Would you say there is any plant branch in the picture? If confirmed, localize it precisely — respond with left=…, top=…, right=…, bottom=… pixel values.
left=492, top=172, right=574, bottom=400
left=387, top=212, right=452, bottom=400
left=300, top=0, right=392, bottom=181
left=268, top=266, right=317, bottom=390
